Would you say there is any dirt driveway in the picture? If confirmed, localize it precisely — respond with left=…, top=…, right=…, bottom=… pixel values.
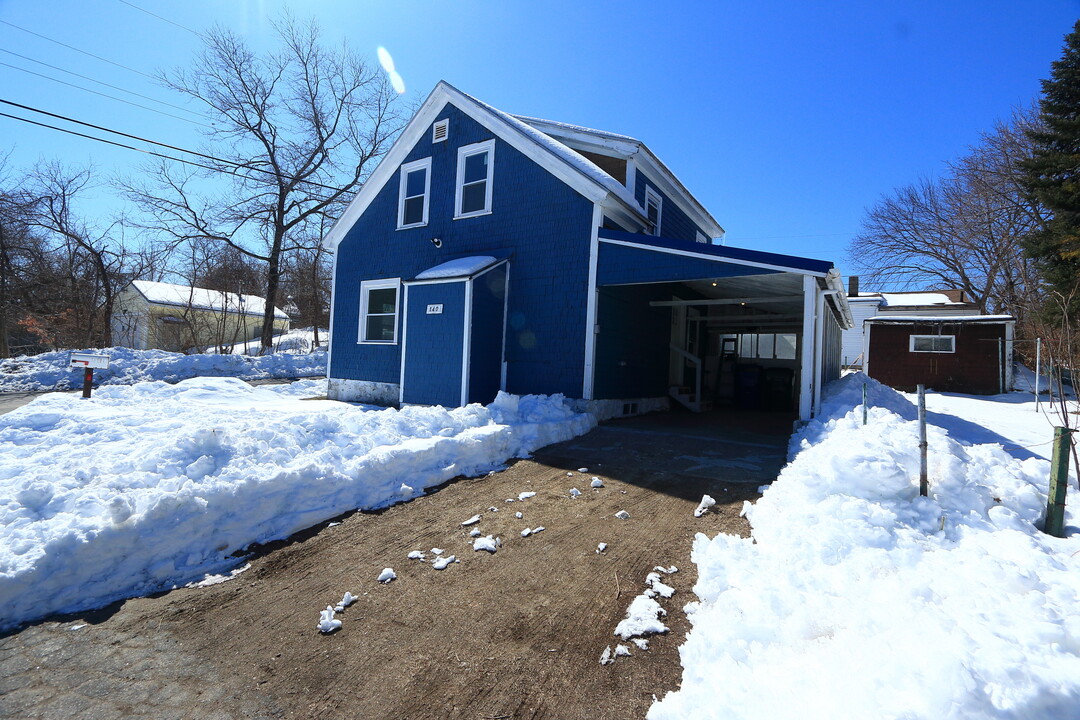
left=0, top=411, right=790, bottom=720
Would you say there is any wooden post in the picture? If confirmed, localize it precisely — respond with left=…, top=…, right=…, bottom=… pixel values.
left=1045, top=427, right=1072, bottom=538
left=82, top=368, right=93, bottom=399
left=918, top=384, right=928, bottom=497
left=862, top=382, right=868, bottom=426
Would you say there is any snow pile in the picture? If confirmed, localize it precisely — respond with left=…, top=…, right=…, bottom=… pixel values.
left=0, top=380, right=595, bottom=630
left=650, top=374, right=1080, bottom=720
left=209, top=327, right=329, bottom=356
left=0, top=345, right=327, bottom=392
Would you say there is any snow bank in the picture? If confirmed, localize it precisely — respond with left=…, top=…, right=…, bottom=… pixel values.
left=651, top=374, right=1080, bottom=720
left=0, top=345, right=327, bottom=392
left=0, top=382, right=595, bottom=630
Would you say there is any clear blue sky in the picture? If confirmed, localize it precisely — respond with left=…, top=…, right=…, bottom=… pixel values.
left=1, top=0, right=1078, bottom=270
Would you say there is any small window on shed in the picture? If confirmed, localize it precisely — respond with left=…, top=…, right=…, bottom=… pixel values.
left=910, top=335, right=955, bottom=353
left=433, top=119, right=448, bottom=143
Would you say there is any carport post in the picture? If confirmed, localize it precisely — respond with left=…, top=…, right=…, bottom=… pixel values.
left=798, top=275, right=816, bottom=421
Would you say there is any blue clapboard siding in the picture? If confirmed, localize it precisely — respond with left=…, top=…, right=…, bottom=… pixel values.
left=468, top=264, right=507, bottom=404
left=402, top=281, right=465, bottom=407
left=330, top=101, right=594, bottom=397
left=635, top=170, right=706, bottom=242
left=597, top=240, right=778, bottom=286
left=593, top=284, right=674, bottom=399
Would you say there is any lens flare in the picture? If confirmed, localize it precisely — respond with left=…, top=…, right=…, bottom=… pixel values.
left=376, top=46, right=395, bottom=73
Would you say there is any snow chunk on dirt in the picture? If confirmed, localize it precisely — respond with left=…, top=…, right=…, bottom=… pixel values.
left=569, top=487, right=582, bottom=498
left=614, top=594, right=668, bottom=639
left=615, top=510, right=630, bottom=520
left=518, top=491, right=537, bottom=501
left=317, top=606, right=341, bottom=634
left=432, top=555, right=457, bottom=570
left=591, top=477, right=604, bottom=488
left=377, top=568, right=396, bottom=584
left=407, top=551, right=425, bottom=561
left=597, top=543, right=608, bottom=553
left=473, top=535, right=500, bottom=553
left=694, top=494, right=716, bottom=517
left=334, top=591, right=357, bottom=612
left=600, top=646, right=614, bottom=665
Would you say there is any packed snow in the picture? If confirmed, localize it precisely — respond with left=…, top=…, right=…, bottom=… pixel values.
left=650, top=373, right=1080, bottom=720
left=473, top=535, right=500, bottom=553
left=0, top=345, right=326, bottom=392
left=377, top=568, right=396, bottom=584
left=432, top=555, right=457, bottom=570
left=614, top=594, right=669, bottom=640
left=591, top=477, right=604, bottom=488
left=0, top=381, right=595, bottom=630
left=693, top=495, right=715, bottom=518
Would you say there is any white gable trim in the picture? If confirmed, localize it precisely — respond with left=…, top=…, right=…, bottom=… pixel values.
left=324, top=82, right=640, bottom=252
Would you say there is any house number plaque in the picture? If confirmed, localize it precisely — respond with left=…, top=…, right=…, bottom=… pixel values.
left=426, top=304, right=443, bottom=315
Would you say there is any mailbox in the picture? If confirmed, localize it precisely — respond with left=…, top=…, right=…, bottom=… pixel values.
left=69, top=352, right=111, bottom=369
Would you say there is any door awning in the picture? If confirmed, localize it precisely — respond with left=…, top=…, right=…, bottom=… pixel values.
left=412, top=255, right=501, bottom=281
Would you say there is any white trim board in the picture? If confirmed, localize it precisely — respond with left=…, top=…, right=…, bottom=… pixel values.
left=598, top=237, right=829, bottom=277
left=323, top=81, right=646, bottom=252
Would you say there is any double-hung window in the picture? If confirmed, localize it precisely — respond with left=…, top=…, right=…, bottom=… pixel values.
left=398, top=158, right=431, bottom=229
left=645, top=186, right=663, bottom=236
left=455, top=139, right=495, bottom=218
left=910, top=335, right=955, bottom=353
left=358, top=279, right=400, bottom=344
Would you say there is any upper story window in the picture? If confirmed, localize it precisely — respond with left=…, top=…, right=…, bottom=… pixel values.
left=455, top=139, right=495, bottom=219
left=397, top=158, right=431, bottom=229
left=358, top=278, right=400, bottom=344
left=644, top=186, right=663, bottom=236
left=910, top=335, right=955, bottom=353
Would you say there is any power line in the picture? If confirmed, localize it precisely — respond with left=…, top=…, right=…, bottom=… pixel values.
left=0, top=61, right=214, bottom=129
left=0, top=98, right=345, bottom=193
left=0, top=19, right=156, bottom=80
left=116, top=0, right=200, bottom=36
left=0, top=48, right=207, bottom=120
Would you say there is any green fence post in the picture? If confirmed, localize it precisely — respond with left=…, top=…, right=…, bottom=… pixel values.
left=1045, top=427, right=1072, bottom=538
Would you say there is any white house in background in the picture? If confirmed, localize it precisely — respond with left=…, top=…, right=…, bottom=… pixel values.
left=840, top=279, right=978, bottom=368
left=111, top=280, right=290, bottom=353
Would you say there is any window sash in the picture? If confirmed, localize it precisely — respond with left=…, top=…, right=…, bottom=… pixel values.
left=398, top=159, right=430, bottom=228
left=455, top=141, right=494, bottom=218
left=910, top=335, right=955, bottom=353
left=359, top=280, right=399, bottom=344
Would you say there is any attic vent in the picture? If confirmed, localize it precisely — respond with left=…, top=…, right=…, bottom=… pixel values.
left=433, top=119, right=448, bottom=143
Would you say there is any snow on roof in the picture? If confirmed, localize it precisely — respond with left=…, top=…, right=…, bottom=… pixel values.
left=461, top=90, right=643, bottom=212
left=880, top=292, right=962, bottom=307
left=867, top=314, right=1014, bottom=323
left=512, top=114, right=643, bottom=146
left=131, top=280, right=289, bottom=320
left=414, top=256, right=500, bottom=280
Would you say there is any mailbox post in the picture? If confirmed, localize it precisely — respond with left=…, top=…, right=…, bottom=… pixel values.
left=69, top=352, right=110, bottom=398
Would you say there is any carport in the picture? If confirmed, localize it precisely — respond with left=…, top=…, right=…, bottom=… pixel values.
left=587, top=230, right=852, bottom=422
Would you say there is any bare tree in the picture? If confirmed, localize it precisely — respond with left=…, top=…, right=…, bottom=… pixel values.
left=850, top=108, right=1046, bottom=324
left=123, top=16, right=405, bottom=352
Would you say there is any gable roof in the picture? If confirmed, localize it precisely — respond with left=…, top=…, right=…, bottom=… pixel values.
left=129, top=280, right=289, bottom=320
left=323, top=81, right=721, bottom=251
left=515, top=116, right=724, bottom=239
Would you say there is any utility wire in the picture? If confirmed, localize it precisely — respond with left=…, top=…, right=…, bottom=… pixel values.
left=0, top=48, right=207, bottom=120
left=116, top=0, right=200, bottom=36
left=0, top=19, right=156, bottom=80
left=0, top=99, right=344, bottom=193
left=0, top=62, right=213, bottom=128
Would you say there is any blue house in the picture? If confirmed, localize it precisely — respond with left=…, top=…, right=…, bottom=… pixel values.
left=323, top=82, right=851, bottom=421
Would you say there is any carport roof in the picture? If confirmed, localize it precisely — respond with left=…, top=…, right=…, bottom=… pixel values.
left=597, top=229, right=834, bottom=276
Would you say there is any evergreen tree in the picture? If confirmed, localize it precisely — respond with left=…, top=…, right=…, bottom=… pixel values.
left=1022, top=20, right=1080, bottom=308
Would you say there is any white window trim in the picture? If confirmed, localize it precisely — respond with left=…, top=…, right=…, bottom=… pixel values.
left=645, top=186, right=663, bottom=236
left=454, top=139, right=495, bottom=219
left=397, top=157, right=431, bottom=230
left=909, top=334, right=955, bottom=353
left=358, top=278, right=400, bottom=344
